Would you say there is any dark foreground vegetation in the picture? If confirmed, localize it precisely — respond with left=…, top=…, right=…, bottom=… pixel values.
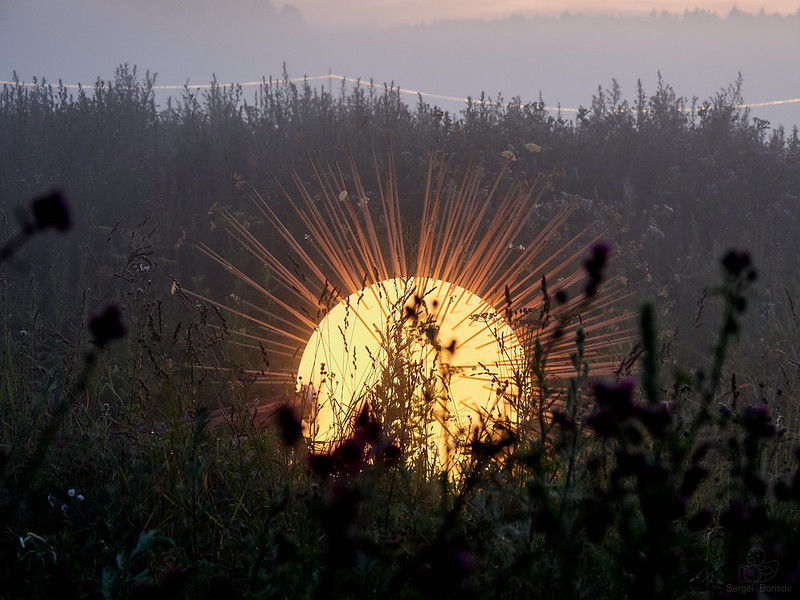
left=1, top=66, right=799, bottom=598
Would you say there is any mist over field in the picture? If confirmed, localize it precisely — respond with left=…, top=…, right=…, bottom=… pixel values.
left=2, top=1, right=799, bottom=127
left=2, top=2, right=800, bottom=598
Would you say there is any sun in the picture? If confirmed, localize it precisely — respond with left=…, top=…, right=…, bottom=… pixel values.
left=298, top=276, right=521, bottom=463
left=189, top=147, right=631, bottom=469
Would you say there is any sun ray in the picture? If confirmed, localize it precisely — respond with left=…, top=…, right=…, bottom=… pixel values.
left=191, top=147, right=631, bottom=471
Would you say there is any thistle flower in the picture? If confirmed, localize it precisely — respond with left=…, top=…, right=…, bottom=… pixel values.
left=275, top=405, right=303, bottom=447
left=308, top=452, right=335, bottom=478
left=381, top=442, right=401, bottom=466
left=89, top=305, right=126, bottom=348
left=742, top=405, right=775, bottom=439
left=31, top=190, right=71, bottom=232
left=551, top=410, right=576, bottom=431
left=635, top=402, right=671, bottom=437
left=721, top=250, right=751, bottom=276
left=584, top=242, right=611, bottom=297
left=593, top=379, right=634, bottom=418
left=354, top=402, right=381, bottom=444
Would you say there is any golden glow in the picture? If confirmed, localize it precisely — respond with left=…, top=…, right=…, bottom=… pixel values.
left=191, top=149, right=633, bottom=473
left=298, top=277, right=520, bottom=464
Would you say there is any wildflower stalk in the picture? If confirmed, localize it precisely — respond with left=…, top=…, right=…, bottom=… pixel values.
left=0, top=306, right=125, bottom=524
left=689, top=251, right=756, bottom=441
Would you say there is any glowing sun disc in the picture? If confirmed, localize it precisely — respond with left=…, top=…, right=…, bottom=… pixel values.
left=297, top=277, right=521, bottom=462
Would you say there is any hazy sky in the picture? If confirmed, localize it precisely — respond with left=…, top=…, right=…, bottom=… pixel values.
left=2, top=1, right=798, bottom=128
left=279, top=1, right=800, bottom=26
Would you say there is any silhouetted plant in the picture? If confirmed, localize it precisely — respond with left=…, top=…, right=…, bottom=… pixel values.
left=0, top=190, right=70, bottom=261
left=1, top=65, right=799, bottom=598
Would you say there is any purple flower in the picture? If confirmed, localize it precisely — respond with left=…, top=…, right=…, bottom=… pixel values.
left=594, top=380, right=634, bottom=418
left=275, top=405, right=303, bottom=447
left=635, top=403, right=671, bottom=438
left=354, top=402, right=381, bottom=444
left=31, top=190, right=71, bottom=232
left=721, top=250, right=751, bottom=276
left=583, top=242, right=611, bottom=296
left=742, top=405, right=775, bottom=439
left=89, top=305, right=126, bottom=347
left=332, top=437, right=367, bottom=474
left=551, top=410, right=577, bottom=431
left=308, top=452, right=335, bottom=478
left=381, top=442, right=401, bottom=467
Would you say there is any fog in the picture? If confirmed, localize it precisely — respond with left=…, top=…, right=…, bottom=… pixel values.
left=4, top=4, right=800, bottom=593
left=280, top=0, right=800, bottom=26
left=2, top=1, right=799, bottom=127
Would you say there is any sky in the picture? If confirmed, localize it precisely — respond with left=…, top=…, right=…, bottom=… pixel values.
left=278, top=1, right=800, bottom=26
left=1, top=1, right=798, bottom=128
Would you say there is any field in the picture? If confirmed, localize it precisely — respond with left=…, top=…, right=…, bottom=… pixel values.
left=1, top=66, right=799, bottom=598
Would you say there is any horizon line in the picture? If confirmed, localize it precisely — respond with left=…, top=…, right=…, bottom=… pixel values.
left=2, top=73, right=798, bottom=114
